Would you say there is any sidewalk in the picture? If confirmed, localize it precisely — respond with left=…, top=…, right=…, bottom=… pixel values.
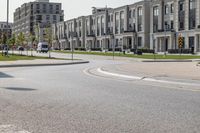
left=0, top=59, right=89, bottom=68
left=102, top=62, right=200, bottom=81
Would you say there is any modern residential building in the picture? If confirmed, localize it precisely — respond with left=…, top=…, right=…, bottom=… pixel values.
left=52, top=0, right=151, bottom=52
left=52, top=0, right=200, bottom=54
left=150, top=0, right=200, bottom=53
left=0, top=21, right=12, bottom=40
left=13, top=0, right=64, bottom=42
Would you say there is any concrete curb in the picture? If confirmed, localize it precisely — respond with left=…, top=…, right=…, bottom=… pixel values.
left=97, top=67, right=200, bottom=87
left=141, top=60, right=194, bottom=62
left=0, top=61, right=89, bottom=68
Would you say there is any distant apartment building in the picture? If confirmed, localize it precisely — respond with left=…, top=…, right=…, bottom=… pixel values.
left=150, top=0, right=200, bottom=53
left=0, top=22, right=12, bottom=40
left=52, top=0, right=200, bottom=54
left=13, top=0, right=64, bottom=42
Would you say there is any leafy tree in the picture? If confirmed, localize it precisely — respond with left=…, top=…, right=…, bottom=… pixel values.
left=1, top=32, right=7, bottom=56
left=44, top=27, right=53, bottom=58
left=28, top=32, right=36, bottom=56
left=17, top=32, right=25, bottom=55
left=9, top=34, right=16, bottom=55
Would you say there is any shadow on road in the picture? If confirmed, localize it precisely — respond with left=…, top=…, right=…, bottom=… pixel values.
left=0, top=72, right=13, bottom=78
left=4, top=87, right=37, bottom=91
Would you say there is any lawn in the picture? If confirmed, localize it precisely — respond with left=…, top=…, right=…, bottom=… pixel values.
left=54, top=50, right=200, bottom=60
left=0, top=54, right=65, bottom=61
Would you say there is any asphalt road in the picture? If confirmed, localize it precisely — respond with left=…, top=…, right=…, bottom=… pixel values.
left=0, top=53, right=200, bottom=133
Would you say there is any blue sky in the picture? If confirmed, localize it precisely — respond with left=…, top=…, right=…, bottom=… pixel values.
left=0, top=0, right=140, bottom=22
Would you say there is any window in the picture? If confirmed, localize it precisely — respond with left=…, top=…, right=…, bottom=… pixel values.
left=171, top=21, right=174, bottom=29
left=179, top=2, right=184, bottom=11
left=189, top=0, right=196, bottom=10
left=46, top=15, right=50, bottom=21
left=129, top=10, right=132, bottom=18
left=120, top=11, right=125, bottom=33
left=138, top=7, right=143, bottom=16
left=97, top=17, right=100, bottom=36
left=115, top=12, right=119, bottom=34
left=56, top=5, right=59, bottom=10
left=132, top=9, right=135, bottom=18
left=153, top=6, right=159, bottom=16
left=101, top=16, right=105, bottom=35
left=111, top=14, right=113, bottom=22
left=36, top=4, right=40, bottom=9
left=138, top=37, right=142, bottom=47
left=138, top=24, right=142, bottom=32
left=171, top=4, right=174, bottom=13
left=165, top=5, right=169, bottom=15
left=180, top=22, right=184, bottom=30
left=53, top=15, right=57, bottom=21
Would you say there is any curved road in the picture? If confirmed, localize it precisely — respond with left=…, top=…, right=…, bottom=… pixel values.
left=0, top=53, right=200, bottom=133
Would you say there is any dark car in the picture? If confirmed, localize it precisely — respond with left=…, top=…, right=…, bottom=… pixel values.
left=18, top=46, right=24, bottom=51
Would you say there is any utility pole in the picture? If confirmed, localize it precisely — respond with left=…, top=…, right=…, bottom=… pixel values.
left=6, top=0, right=9, bottom=39
left=6, top=0, right=9, bottom=55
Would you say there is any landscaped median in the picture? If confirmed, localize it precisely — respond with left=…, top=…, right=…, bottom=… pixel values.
left=53, top=50, right=200, bottom=60
left=0, top=54, right=89, bottom=68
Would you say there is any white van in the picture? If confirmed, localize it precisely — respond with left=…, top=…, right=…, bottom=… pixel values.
left=37, top=42, right=49, bottom=53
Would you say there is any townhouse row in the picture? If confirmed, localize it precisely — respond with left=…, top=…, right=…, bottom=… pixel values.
left=52, top=0, right=200, bottom=54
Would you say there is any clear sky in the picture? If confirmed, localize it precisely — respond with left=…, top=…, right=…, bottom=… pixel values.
left=0, top=0, right=140, bottom=23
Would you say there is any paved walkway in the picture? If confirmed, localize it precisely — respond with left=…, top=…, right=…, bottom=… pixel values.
left=103, top=62, right=200, bottom=81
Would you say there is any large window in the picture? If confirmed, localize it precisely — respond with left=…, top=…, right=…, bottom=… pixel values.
left=138, top=7, right=143, bottom=16
left=120, top=11, right=125, bottom=33
left=138, top=37, right=142, bottom=47
left=97, top=17, right=100, bottom=36
left=153, top=6, right=159, bottom=16
left=165, top=5, right=169, bottom=15
left=171, top=4, right=174, bottom=13
left=101, top=16, right=105, bottom=35
left=132, top=9, right=135, bottom=18
left=115, top=12, right=119, bottom=34
left=189, top=0, right=196, bottom=10
left=179, top=2, right=184, bottom=11
left=129, top=10, right=132, bottom=18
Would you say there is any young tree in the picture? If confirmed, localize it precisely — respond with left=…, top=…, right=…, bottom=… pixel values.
left=44, top=26, right=53, bottom=58
left=9, top=34, right=16, bottom=55
left=28, top=33, right=36, bottom=56
left=1, top=32, right=7, bottom=56
left=17, top=32, right=25, bottom=55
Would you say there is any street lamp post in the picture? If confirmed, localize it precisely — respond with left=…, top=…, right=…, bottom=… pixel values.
left=6, top=0, right=9, bottom=38
left=111, top=34, right=115, bottom=60
left=6, top=0, right=9, bottom=55
left=71, top=32, right=74, bottom=61
left=70, top=31, right=77, bottom=61
left=164, top=24, right=169, bottom=57
left=134, top=32, right=138, bottom=55
left=152, top=33, right=156, bottom=61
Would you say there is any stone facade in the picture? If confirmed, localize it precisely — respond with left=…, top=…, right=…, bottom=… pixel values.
left=151, top=0, right=200, bottom=54
left=52, top=0, right=200, bottom=54
left=52, top=0, right=151, bottom=52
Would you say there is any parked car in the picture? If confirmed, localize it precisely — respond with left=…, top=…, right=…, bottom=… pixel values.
left=17, top=46, right=24, bottom=51
left=37, top=42, right=49, bottom=53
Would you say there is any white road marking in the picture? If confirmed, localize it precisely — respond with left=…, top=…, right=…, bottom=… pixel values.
left=0, top=125, right=31, bottom=133
left=97, top=68, right=200, bottom=87
left=97, top=68, right=141, bottom=80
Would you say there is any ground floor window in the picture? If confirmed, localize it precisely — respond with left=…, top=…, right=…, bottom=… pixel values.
left=138, top=37, right=142, bottom=47
left=189, top=37, right=194, bottom=48
left=97, top=40, right=100, bottom=48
